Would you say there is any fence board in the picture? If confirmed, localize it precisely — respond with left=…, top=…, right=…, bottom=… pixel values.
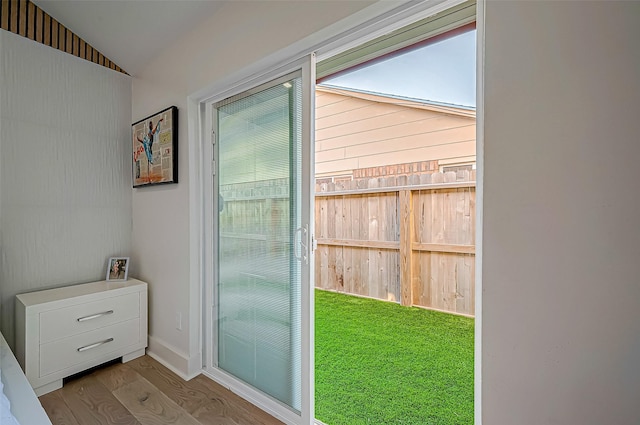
left=455, top=254, right=474, bottom=315
left=317, top=239, right=398, bottom=249
left=431, top=252, right=444, bottom=311
left=367, top=181, right=378, bottom=298
left=399, top=190, right=413, bottom=306
left=358, top=194, right=368, bottom=296
left=413, top=251, right=428, bottom=307
left=343, top=193, right=354, bottom=294
left=412, top=243, right=475, bottom=254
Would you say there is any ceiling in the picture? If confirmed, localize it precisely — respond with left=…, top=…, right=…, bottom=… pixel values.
left=31, top=0, right=225, bottom=76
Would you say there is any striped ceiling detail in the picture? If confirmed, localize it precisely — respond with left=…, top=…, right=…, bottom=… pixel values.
left=0, top=0, right=128, bottom=75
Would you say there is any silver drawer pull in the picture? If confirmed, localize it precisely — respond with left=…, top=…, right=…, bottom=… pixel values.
left=77, top=338, right=114, bottom=352
left=77, top=310, right=114, bottom=322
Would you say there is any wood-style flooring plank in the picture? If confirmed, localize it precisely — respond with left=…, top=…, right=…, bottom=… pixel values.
left=39, top=390, right=81, bottom=425
left=93, top=362, right=140, bottom=392
left=191, top=375, right=284, bottom=425
left=127, top=355, right=211, bottom=414
left=59, top=375, right=141, bottom=425
left=112, top=377, right=202, bottom=425
left=187, top=376, right=252, bottom=425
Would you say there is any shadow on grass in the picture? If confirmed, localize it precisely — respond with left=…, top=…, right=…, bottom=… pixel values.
left=315, top=290, right=474, bottom=425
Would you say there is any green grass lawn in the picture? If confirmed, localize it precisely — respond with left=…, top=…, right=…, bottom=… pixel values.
left=315, top=290, right=474, bottom=425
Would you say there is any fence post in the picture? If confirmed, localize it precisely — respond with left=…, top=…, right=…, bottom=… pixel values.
left=399, top=189, right=414, bottom=306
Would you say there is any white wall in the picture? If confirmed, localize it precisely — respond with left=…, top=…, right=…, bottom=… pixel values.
left=0, top=31, right=132, bottom=348
left=131, top=0, right=377, bottom=377
left=482, top=1, right=640, bottom=424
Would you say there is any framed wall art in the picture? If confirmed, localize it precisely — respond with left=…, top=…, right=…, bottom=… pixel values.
left=106, top=257, right=129, bottom=281
left=132, top=106, right=178, bottom=187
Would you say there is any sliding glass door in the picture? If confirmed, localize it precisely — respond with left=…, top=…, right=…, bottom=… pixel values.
left=209, top=58, right=314, bottom=424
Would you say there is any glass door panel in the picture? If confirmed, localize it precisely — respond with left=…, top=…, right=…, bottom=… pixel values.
left=216, top=73, right=303, bottom=411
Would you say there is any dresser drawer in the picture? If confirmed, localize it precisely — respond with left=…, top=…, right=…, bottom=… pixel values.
left=39, top=292, right=140, bottom=343
left=39, top=318, right=141, bottom=377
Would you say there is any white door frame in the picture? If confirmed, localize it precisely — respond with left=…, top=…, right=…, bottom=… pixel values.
left=200, top=55, right=316, bottom=425
left=187, top=0, right=483, bottom=423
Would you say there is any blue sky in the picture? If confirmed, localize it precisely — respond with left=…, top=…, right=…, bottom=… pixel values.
left=324, top=29, right=476, bottom=108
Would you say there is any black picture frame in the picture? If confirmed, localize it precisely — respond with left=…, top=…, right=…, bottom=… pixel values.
left=132, top=106, right=178, bottom=187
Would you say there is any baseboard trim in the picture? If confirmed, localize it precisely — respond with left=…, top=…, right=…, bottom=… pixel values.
left=146, top=336, right=202, bottom=381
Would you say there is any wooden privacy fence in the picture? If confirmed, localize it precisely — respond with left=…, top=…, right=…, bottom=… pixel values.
left=315, top=170, right=476, bottom=316
left=219, top=170, right=475, bottom=316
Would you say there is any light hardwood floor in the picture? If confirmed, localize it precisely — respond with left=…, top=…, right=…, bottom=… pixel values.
left=39, top=355, right=284, bottom=425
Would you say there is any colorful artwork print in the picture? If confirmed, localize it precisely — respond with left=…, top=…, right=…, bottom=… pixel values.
left=132, top=106, right=178, bottom=187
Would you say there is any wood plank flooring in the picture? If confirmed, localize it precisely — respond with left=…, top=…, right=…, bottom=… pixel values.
left=39, top=355, right=284, bottom=425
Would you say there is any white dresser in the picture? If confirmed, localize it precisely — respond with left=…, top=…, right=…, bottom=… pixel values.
left=14, top=279, right=148, bottom=396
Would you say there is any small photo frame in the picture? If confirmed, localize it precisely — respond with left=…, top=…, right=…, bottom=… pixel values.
left=132, top=105, right=178, bottom=187
left=106, top=257, right=129, bottom=281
